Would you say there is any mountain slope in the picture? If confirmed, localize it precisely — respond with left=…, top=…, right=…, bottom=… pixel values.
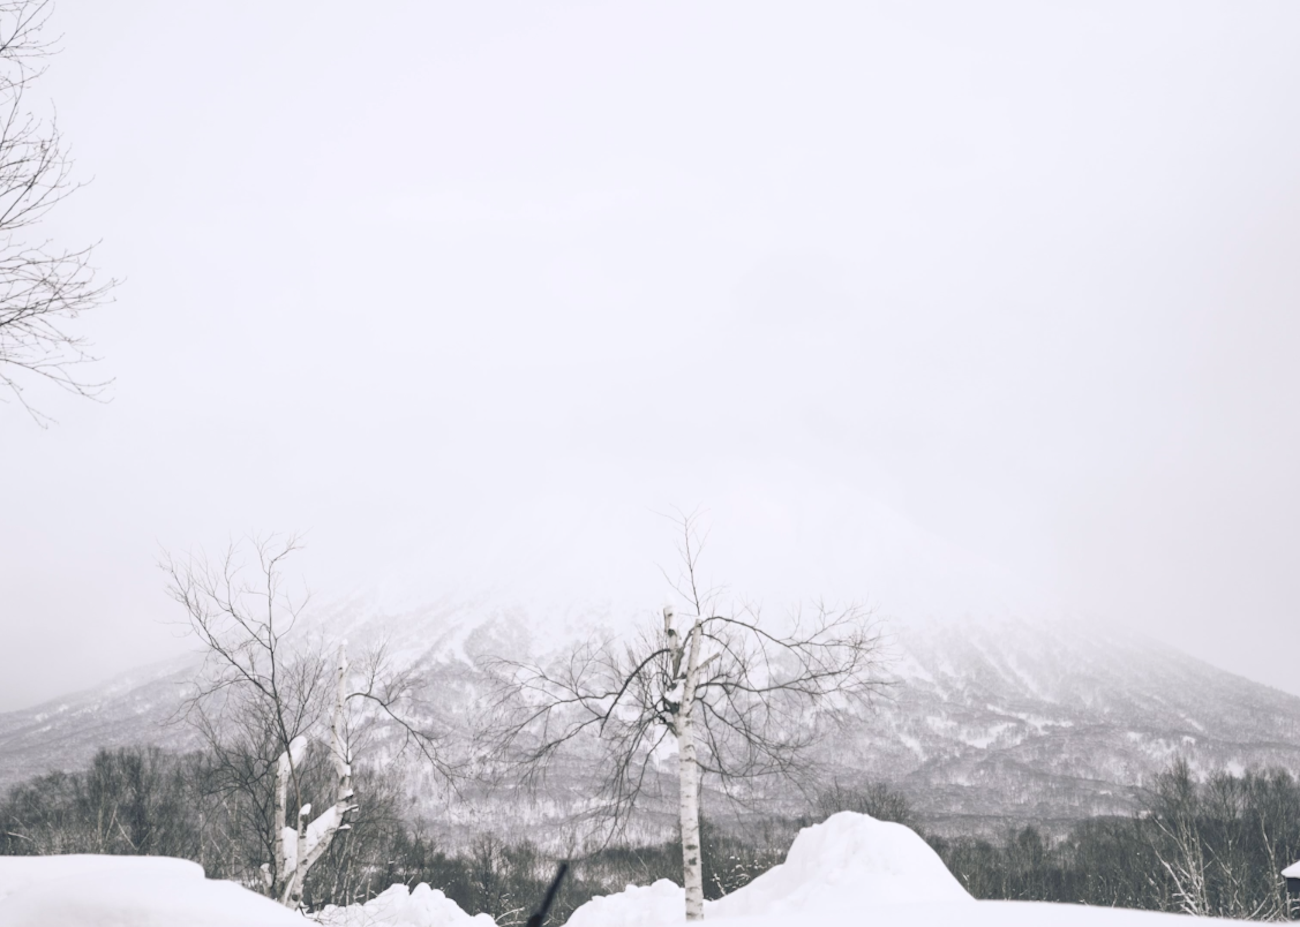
left=0, top=654, right=203, bottom=790
left=844, top=618, right=1300, bottom=832
left=2, top=613, right=1297, bottom=837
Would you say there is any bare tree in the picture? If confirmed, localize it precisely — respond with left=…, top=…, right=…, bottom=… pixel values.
left=493, top=513, right=887, bottom=920
left=1144, top=759, right=1289, bottom=921
left=0, top=1, right=114, bottom=425
left=163, top=534, right=453, bottom=909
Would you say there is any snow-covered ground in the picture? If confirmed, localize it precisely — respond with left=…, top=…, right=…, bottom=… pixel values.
left=316, top=884, right=495, bottom=927
left=0, top=854, right=303, bottom=927
left=562, top=813, right=1255, bottom=927
left=0, top=813, right=1259, bottom=926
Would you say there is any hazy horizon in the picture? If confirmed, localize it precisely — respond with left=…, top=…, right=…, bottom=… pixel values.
left=5, top=1, right=1300, bottom=712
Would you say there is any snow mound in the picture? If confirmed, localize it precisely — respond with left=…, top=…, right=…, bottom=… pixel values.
left=710, top=811, right=972, bottom=918
left=0, top=854, right=305, bottom=927
left=564, top=879, right=685, bottom=927
left=314, top=882, right=496, bottom=927
left=564, top=813, right=970, bottom=927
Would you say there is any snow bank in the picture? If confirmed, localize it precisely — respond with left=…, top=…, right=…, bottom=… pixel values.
left=0, top=855, right=495, bottom=927
left=710, top=811, right=971, bottom=918
left=9, top=816, right=1248, bottom=927
left=565, top=812, right=967, bottom=927
left=314, top=883, right=496, bottom=927
left=0, top=854, right=305, bottom=927
left=563, top=813, right=1258, bottom=927
left=564, top=879, right=684, bottom=927
left=567, top=813, right=969, bottom=927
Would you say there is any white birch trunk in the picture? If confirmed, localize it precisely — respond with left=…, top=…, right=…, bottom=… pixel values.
left=288, top=804, right=309, bottom=905
left=279, top=646, right=356, bottom=909
left=272, top=748, right=290, bottom=890
left=677, top=620, right=706, bottom=921
left=272, top=735, right=306, bottom=896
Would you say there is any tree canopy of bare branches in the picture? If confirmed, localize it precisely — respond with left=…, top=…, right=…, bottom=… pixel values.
left=0, top=0, right=114, bottom=425
left=163, top=534, right=453, bottom=908
left=492, top=512, right=887, bottom=920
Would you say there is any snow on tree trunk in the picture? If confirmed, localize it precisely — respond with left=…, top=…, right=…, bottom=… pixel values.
left=271, top=735, right=307, bottom=896
left=272, top=748, right=288, bottom=890
left=677, top=620, right=706, bottom=922
left=278, top=646, right=356, bottom=909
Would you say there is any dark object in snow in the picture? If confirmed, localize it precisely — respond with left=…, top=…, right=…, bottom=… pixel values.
left=526, top=861, right=569, bottom=927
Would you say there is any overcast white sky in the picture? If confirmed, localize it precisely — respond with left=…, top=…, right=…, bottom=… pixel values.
left=3, top=1, right=1300, bottom=711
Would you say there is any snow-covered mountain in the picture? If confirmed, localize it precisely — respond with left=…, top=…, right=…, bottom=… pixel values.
left=844, top=618, right=1300, bottom=832
left=0, top=654, right=205, bottom=789
left=2, top=610, right=1297, bottom=837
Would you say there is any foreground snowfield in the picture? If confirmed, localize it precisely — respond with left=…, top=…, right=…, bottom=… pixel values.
left=316, top=883, right=496, bottom=927
left=0, top=854, right=303, bottom=926
left=562, top=814, right=1255, bottom=927
left=0, top=813, right=1259, bottom=926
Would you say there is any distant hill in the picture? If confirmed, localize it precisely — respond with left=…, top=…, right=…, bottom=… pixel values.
left=846, top=618, right=1300, bottom=833
left=0, top=654, right=203, bottom=791
left=3, top=611, right=1297, bottom=837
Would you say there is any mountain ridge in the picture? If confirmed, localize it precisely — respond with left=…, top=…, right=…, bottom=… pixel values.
left=2, top=612, right=1296, bottom=837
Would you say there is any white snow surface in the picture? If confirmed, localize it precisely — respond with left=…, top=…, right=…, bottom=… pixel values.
left=713, top=811, right=973, bottom=916
left=0, top=854, right=304, bottom=927
left=564, top=812, right=1256, bottom=927
left=284, top=804, right=344, bottom=875
left=316, top=883, right=496, bottom=927
left=565, top=812, right=969, bottom=927
left=564, top=880, right=684, bottom=927
left=0, top=815, right=1262, bottom=927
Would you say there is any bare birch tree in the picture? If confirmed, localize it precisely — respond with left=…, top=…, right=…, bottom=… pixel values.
left=493, top=513, right=887, bottom=920
left=1144, top=758, right=1290, bottom=921
left=164, top=534, right=452, bottom=909
left=0, top=1, right=114, bottom=425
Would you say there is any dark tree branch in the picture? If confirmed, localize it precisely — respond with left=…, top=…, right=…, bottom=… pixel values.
left=489, top=511, right=888, bottom=843
left=162, top=534, right=456, bottom=902
left=0, top=1, right=115, bottom=425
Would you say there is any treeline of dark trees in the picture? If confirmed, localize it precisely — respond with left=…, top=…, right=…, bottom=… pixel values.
left=3, top=748, right=1300, bottom=923
left=930, top=759, right=1300, bottom=921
